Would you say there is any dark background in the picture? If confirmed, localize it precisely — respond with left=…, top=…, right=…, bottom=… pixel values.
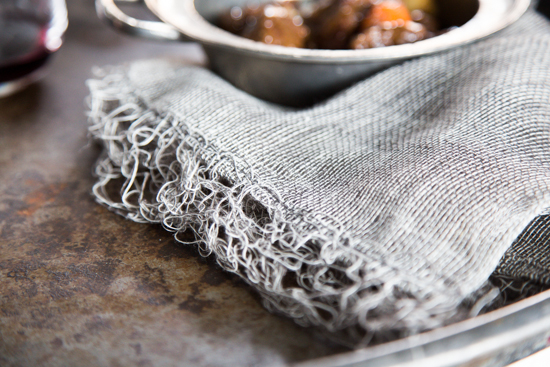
left=539, top=0, right=550, bottom=17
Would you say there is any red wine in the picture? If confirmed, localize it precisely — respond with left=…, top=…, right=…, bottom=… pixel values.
left=0, top=16, right=52, bottom=81
left=0, top=2, right=67, bottom=95
left=0, top=53, right=51, bottom=84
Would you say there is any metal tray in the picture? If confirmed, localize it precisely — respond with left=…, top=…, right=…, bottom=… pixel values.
left=92, top=1, right=550, bottom=366
left=301, top=289, right=550, bottom=366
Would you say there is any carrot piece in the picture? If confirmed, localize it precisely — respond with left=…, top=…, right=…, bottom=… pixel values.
left=363, top=0, right=412, bottom=28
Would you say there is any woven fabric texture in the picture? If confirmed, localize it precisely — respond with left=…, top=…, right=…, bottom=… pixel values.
left=87, top=11, right=550, bottom=344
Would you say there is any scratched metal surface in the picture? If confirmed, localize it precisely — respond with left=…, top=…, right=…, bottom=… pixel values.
left=0, top=1, right=347, bottom=366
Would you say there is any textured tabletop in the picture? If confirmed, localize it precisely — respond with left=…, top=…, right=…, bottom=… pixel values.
left=0, top=1, right=346, bottom=366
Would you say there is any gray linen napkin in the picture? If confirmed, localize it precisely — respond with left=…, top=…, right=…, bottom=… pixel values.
left=87, top=11, right=550, bottom=344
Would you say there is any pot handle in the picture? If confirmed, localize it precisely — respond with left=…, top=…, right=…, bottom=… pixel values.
left=95, top=0, right=186, bottom=41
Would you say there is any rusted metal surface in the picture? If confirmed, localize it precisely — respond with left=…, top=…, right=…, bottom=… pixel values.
left=0, top=1, right=346, bottom=365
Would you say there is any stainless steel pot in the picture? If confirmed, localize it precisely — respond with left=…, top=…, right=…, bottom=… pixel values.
left=96, top=0, right=530, bottom=106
